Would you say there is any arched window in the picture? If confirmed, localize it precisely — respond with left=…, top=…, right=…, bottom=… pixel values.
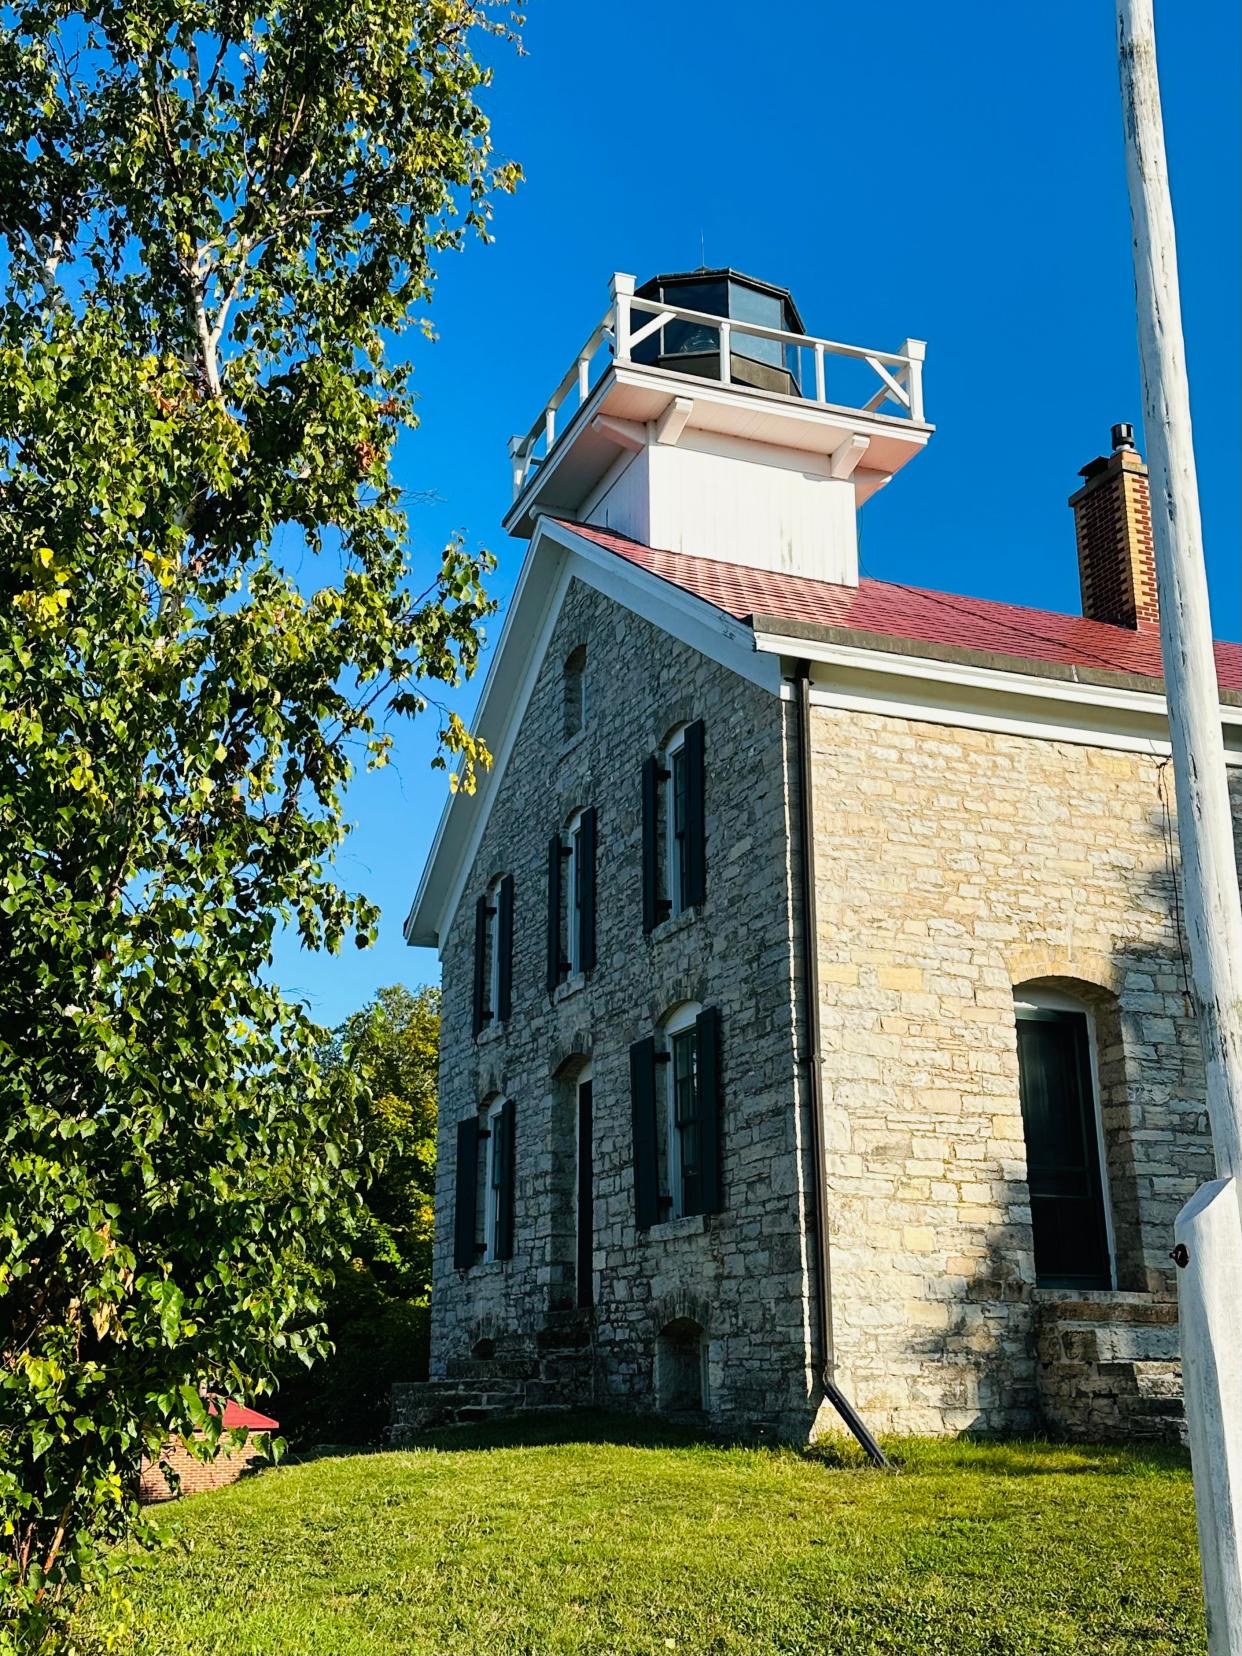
left=547, top=807, right=596, bottom=988
left=563, top=644, right=587, bottom=740
left=472, top=873, right=513, bottom=1036
left=548, top=1053, right=594, bottom=1313
left=485, top=874, right=504, bottom=1021
left=1013, top=986, right=1115, bottom=1290
left=479, top=1094, right=516, bottom=1264
left=664, top=725, right=691, bottom=917
left=565, top=810, right=588, bottom=978
left=641, top=721, right=706, bottom=930
left=452, top=1093, right=515, bottom=1269
left=662, top=1002, right=703, bottom=1220
left=629, top=1003, right=724, bottom=1228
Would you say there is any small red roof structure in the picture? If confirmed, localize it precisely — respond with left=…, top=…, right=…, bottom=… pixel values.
left=558, top=519, right=1242, bottom=692
left=214, top=1400, right=279, bottom=1432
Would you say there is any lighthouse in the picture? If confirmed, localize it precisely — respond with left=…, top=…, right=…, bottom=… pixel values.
left=505, top=268, right=931, bottom=585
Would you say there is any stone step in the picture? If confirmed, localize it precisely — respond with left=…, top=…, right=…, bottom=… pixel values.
left=446, top=1355, right=539, bottom=1382
left=1133, top=1362, right=1184, bottom=1403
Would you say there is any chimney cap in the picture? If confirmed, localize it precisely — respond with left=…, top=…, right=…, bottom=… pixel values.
left=1111, top=421, right=1136, bottom=452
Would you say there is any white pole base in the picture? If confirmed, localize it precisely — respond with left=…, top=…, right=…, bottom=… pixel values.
left=1176, top=1177, right=1242, bottom=1655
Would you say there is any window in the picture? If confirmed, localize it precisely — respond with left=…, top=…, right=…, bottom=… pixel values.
left=482, top=1096, right=508, bottom=1262
left=666, top=1004, right=702, bottom=1219
left=1014, top=990, right=1114, bottom=1290
left=642, top=721, right=706, bottom=931
left=472, top=875, right=513, bottom=1036
left=563, top=644, right=587, bottom=740
left=629, top=1004, right=723, bottom=1227
left=546, top=808, right=596, bottom=990
left=452, top=1097, right=515, bottom=1270
left=666, top=727, right=691, bottom=917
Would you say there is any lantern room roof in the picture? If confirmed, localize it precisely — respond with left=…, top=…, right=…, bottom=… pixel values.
left=636, top=268, right=806, bottom=333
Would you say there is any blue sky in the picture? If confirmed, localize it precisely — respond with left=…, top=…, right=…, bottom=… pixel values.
left=271, top=0, right=1242, bottom=1027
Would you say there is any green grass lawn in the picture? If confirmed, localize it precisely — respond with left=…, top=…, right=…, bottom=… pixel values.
left=89, top=1414, right=1205, bottom=1656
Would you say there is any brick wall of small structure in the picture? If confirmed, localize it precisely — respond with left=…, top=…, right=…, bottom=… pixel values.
left=431, top=576, right=820, bottom=1439
left=139, top=1440, right=265, bottom=1503
left=810, top=706, right=1235, bottom=1436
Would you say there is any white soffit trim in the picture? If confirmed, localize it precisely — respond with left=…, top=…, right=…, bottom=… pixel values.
left=405, top=520, right=780, bottom=953
left=750, top=629, right=1242, bottom=763
left=403, top=528, right=571, bottom=951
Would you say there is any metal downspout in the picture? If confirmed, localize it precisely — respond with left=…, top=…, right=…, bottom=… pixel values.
left=793, top=661, right=890, bottom=1470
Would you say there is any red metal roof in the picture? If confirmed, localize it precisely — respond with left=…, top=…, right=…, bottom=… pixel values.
left=558, top=519, right=1242, bottom=691
left=216, top=1400, right=279, bottom=1432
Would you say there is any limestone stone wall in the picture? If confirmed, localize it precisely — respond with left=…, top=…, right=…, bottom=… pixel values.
left=431, top=577, right=817, bottom=1438
left=811, top=707, right=1229, bottom=1435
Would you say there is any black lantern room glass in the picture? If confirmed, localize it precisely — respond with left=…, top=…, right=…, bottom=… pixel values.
left=632, top=269, right=804, bottom=397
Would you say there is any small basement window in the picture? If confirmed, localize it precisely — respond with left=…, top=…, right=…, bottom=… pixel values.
left=655, top=1318, right=707, bottom=1413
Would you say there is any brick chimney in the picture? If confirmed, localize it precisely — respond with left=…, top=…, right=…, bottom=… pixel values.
left=1068, top=423, right=1158, bottom=631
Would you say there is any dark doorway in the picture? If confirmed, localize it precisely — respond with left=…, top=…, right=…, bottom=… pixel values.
left=576, top=1077, right=594, bottom=1308
left=655, top=1318, right=706, bottom=1413
left=1015, top=1006, right=1111, bottom=1289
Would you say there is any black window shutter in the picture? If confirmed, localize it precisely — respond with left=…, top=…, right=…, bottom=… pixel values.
left=629, top=1036, right=660, bottom=1229
left=453, top=1116, right=480, bottom=1269
left=696, top=1006, right=723, bottom=1215
left=471, top=895, right=488, bottom=1037
left=579, top=807, right=597, bottom=972
left=684, top=719, right=707, bottom=907
left=641, top=756, right=660, bottom=934
left=546, top=832, right=563, bottom=991
left=494, top=1099, right=516, bottom=1261
left=497, top=875, right=515, bottom=1021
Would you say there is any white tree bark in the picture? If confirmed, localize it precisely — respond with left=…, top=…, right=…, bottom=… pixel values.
left=1117, top=5, right=1242, bottom=1650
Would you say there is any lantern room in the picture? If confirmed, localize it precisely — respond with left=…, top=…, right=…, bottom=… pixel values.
left=630, top=269, right=805, bottom=398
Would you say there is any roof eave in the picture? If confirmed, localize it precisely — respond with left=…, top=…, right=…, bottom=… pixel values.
left=750, top=612, right=1242, bottom=710
left=403, top=524, right=573, bottom=951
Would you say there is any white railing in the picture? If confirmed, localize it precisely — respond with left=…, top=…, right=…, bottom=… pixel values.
left=509, top=272, right=927, bottom=500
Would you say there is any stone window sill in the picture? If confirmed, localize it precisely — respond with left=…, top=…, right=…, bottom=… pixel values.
left=466, top=1257, right=508, bottom=1277
left=649, top=906, right=701, bottom=946
left=474, top=1021, right=507, bottom=1049
left=645, top=1213, right=707, bottom=1242
left=558, top=730, right=588, bottom=762
left=552, top=972, right=588, bottom=1006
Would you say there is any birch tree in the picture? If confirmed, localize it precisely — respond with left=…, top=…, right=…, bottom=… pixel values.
left=0, top=0, right=518, bottom=1644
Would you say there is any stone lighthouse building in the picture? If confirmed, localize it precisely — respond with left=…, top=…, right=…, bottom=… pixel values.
left=396, top=269, right=1242, bottom=1445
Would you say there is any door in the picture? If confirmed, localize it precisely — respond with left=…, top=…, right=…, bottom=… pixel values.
left=1015, top=1006, right=1111, bottom=1289
left=576, top=1078, right=594, bottom=1308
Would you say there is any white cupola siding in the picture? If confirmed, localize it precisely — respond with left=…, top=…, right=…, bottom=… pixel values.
left=582, top=428, right=866, bottom=585
left=504, top=268, right=932, bottom=585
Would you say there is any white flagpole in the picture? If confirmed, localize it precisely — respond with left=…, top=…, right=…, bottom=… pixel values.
left=1115, top=4, right=1242, bottom=1650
